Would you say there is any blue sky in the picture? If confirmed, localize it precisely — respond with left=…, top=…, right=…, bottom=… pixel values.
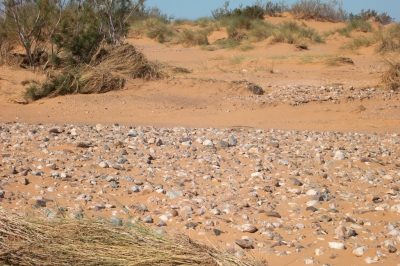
left=145, top=0, right=399, bottom=22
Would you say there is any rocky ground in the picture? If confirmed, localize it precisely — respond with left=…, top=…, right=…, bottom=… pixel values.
left=1, top=119, right=400, bottom=266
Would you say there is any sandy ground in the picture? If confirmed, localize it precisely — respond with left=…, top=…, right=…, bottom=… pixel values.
left=1, top=16, right=400, bottom=266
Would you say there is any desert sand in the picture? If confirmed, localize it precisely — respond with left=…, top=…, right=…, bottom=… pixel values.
left=1, top=15, right=400, bottom=266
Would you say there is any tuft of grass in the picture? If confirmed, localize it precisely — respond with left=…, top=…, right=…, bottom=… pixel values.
left=271, top=21, right=323, bottom=45
left=342, top=35, right=376, bottom=50
left=339, top=20, right=373, bottom=37
left=195, top=17, right=213, bottom=28
left=173, top=18, right=193, bottom=26
left=174, top=29, right=209, bottom=47
left=229, top=55, right=246, bottom=64
left=374, top=24, right=400, bottom=53
left=249, top=20, right=276, bottom=41
left=200, top=45, right=218, bottom=51
left=239, top=44, right=255, bottom=51
left=213, top=39, right=241, bottom=49
left=381, top=59, right=400, bottom=91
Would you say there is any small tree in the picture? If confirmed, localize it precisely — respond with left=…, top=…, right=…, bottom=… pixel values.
left=94, top=0, right=146, bottom=45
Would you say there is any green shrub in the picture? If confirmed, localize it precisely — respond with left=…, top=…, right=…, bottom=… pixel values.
left=265, top=1, right=289, bottom=16
left=291, top=0, right=348, bottom=22
left=349, top=9, right=394, bottom=25
left=232, top=5, right=264, bottom=20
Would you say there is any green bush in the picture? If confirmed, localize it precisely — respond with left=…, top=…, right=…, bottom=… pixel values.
left=349, top=9, right=394, bottom=25
left=265, top=1, right=289, bottom=16
left=291, top=0, right=348, bottom=22
left=232, top=5, right=264, bottom=20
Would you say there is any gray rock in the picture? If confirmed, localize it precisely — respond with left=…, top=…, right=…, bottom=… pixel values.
left=110, top=217, right=123, bottom=226
left=143, top=216, right=153, bottom=223
left=166, top=190, right=184, bottom=199
left=266, top=211, right=281, bottom=218
left=235, top=239, right=254, bottom=249
left=319, top=215, right=332, bottom=222
left=228, top=135, right=237, bottom=146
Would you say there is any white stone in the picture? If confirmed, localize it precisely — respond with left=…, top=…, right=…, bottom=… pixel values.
left=315, top=248, right=324, bottom=256
left=328, top=242, right=346, bottom=250
left=353, top=246, right=367, bottom=257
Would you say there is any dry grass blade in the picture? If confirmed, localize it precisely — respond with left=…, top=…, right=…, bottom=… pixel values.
left=381, top=59, right=400, bottom=91
left=80, top=71, right=125, bottom=94
left=91, top=44, right=165, bottom=80
left=0, top=209, right=264, bottom=266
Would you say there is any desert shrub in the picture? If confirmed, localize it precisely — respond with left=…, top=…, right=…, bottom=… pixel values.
left=144, top=18, right=175, bottom=43
left=211, top=0, right=232, bottom=21
left=232, top=5, right=264, bottom=20
left=226, top=15, right=252, bottom=40
left=52, top=2, right=103, bottom=64
left=374, top=24, right=400, bottom=53
left=349, top=9, right=394, bottom=25
left=175, top=29, right=209, bottom=46
left=249, top=20, right=276, bottom=41
left=265, top=1, right=289, bottom=16
left=339, top=20, right=373, bottom=36
left=381, top=60, right=400, bottom=91
left=291, top=0, right=348, bottom=22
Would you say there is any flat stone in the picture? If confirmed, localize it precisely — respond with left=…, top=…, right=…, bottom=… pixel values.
left=235, top=239, right=254, bottom=249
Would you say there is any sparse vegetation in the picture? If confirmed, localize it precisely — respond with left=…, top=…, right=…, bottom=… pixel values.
left=174, top=29, right=209, bottom=47
left=349, top=9, right=394, bottom=25
left=339, top=20, right=373, bottom=37
left=291, top=0, right=347, bottom=22
left=24, top=44, right=164, bottom=101
left=381, top=59, right=400, bottom=91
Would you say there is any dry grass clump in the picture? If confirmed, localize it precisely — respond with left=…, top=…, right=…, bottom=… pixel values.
left=381, top=59, right=400, bottom=91
left=91, top=44, right=164, bottom=80
left=174, top=29, right=209, bottom=47
left=79, top=71, right=125, bottom=94
left=374, top=23, right=400, bottom=53
left=0, top=209, right=263, bottom=266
